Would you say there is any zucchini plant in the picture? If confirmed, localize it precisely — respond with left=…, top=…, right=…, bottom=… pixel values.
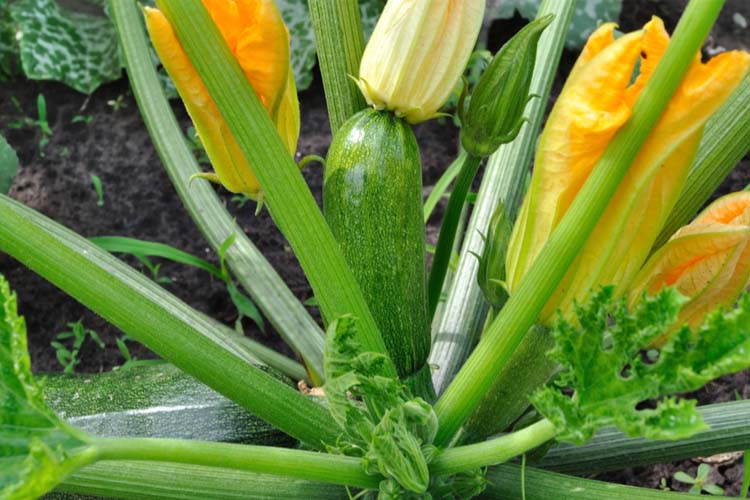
left=2, top=0, right=750, bottom=498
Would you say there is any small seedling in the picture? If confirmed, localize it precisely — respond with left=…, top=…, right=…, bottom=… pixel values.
left=673, top=464, right=724, bottom=495
left=71, top=114, right=93, bottom=125
left=91, top=174, right=104, bottom=206
left=115, top=334, right=163, bottom=370
left=8, top=94, right=53, bottom=157
left=231, top=194, right=252, bottom=209
left=107, top=94, right=128, bottom=111
left=51, top=320, right=105, bottom=374
left=134, top=254, right=172, bottom=284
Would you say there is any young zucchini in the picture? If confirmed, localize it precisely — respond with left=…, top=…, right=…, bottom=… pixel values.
left=324, top=109, right=430, bottom=387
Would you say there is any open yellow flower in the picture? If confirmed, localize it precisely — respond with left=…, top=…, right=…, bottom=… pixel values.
left=145, top=0, right=299, bottom=199
left=629, top=192, right=750, bottom=339
left=356, top=0, right=485, bottom=124
left=505, top=17, right=750, bottom=323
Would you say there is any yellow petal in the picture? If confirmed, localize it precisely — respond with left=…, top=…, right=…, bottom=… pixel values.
left=145, top=6, right=259, bottom=196
left=506, top=29, right=644, bottom=292
left=506, top=14, right=750, bottom=324
left=276, top=66, right=300, bottom=157
left=203, top=0, right=290, bottom=118
left=629, top=192, right=750, bottom=338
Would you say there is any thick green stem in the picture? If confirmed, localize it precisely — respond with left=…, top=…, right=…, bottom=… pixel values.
left=427, top=153, right=483, bottom=318
left=484, top=464, right=700, bottom=499
left=434, top=0, right=725, bottom=446
left=654, top=73, right=750, bottom=248
left=432, top=419, right=556, bottom=476
left=93, top=437, right=378, bottom=489
left=428, top=0, right=574, bottom=396
left=308, top=0, right=368, bottom=134
left=109, top=0, right=326, bottom=384
left=155, top=0, right=393, bottom=375
left=463, top=325, right=555, bottom=440
left=424, top=151, right=466, bottom=224
left=538, top=399, right=750, bottom=474
left=0, top=194, right=337, bottom=447
left=57, top=462, right=348, bottom=499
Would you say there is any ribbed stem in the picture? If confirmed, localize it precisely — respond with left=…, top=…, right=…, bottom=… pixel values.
left=0, top=194, right=338, bottom=447
left=434, top=0, right=725, bottom=446
left=427, top=153, right=483, bottom=318
left=57, top=462, right=348, bottom=499
left=431, top=419, right=556, bottom=475
left=484, top=464, right=698, bottom=499
left=94, top=437, right=378, bottom=489
left=308, top=0, right=368, bottom=134
left=428, top=0, right=575, bottom=396
left=538, top=399, right=750, bottom=474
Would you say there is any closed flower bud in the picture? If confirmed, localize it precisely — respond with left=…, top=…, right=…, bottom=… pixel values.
left=145, top=0, right=299, bottom=199
left=461, top=15, right=553, bottom=157
left=629, top=192, right=750, bottom=340
left=476, top=202, right=512, bottom=311
left=505, top=17, right=750, bottom=323
left=356, top=0, right=485, bottom=124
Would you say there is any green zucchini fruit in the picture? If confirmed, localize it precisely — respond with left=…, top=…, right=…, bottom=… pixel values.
left=41, top=363, right=297, bottom=500
left=323, top=109, right=430, bottom=385
left=40, top=363, right=294, bottom=446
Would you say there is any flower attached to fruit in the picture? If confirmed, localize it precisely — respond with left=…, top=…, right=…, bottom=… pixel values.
left=356, top=0, right=485, bottom=124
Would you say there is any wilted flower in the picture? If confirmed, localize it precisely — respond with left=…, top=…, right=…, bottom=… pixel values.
left=629, top=192, right=750, bottom=337
left=356, top=0, right=485, bottom=124
left=145, top=0, right=299, bottom=199
left=504, top=17, right=750, bottom=323
left=461, top=14, right=553, bottom=157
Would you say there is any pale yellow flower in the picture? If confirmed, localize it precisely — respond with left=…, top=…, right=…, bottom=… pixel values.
left=356, top=0, right=485, bottom=123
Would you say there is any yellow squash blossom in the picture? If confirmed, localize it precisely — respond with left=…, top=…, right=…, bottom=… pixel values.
left=145, top=0, right=300, bottom=199
left=505, top=17, right=750, bottom=323
left=356, top=0, right=485, bottom=124
left=629, top=192, right=750, bottom=340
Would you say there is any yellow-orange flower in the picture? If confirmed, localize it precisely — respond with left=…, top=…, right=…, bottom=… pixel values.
left=505, top=17, right=750, bottom=323
left=356, top=0, right=485, bottom=124
left=629, top=192, right=750, bottom=338
left=145, top=0, right=299, bottom=199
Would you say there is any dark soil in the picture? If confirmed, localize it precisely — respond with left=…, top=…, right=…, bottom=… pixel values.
left=0, top=0, right=748, bottom=495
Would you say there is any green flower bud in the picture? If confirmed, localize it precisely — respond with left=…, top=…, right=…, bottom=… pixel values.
left=461, top=14, right=554, bottom=157
left=476, top=202, right=512, bottom=310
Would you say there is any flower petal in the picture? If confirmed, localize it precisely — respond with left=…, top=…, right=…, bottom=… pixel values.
left=506, top=29, right=645, bottom=292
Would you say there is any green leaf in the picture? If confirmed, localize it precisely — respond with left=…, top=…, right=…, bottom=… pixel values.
left=324, top=317, right=437, bottom=495
left=489, top=0, right=622, bottom=49
left=324, top=319, right=487, bottom=498
left=0, top=275, right=98, bottom=499
left=0, top=0, right=18, bottom=80
left=277, top=0, right=382, bottom=91
left=532, top=288, right=750, bottom=444
left=0, top=134, right=18, bottom=195
left=227, top=281, right=265, bottom=332
left=9, top=0, right=121, bottom=93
